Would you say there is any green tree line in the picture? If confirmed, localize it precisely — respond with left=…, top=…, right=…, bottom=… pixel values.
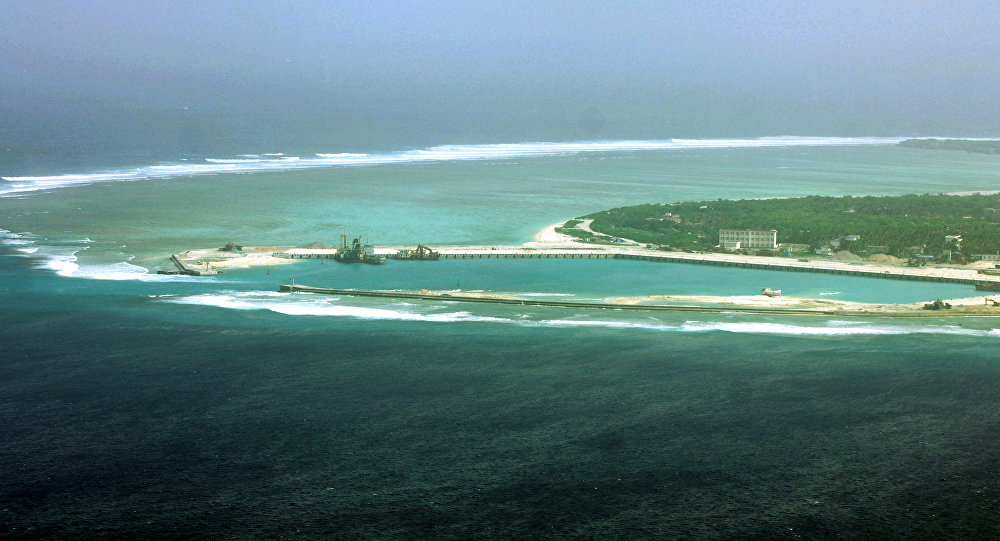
left=584, top=193, right=1000, bottom=257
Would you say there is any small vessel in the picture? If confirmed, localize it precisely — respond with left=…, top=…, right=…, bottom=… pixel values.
left=760, top=288, right=782, bottom=297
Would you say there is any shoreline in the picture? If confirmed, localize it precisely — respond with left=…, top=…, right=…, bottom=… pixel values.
left=531, top=220, right=575, bottom=243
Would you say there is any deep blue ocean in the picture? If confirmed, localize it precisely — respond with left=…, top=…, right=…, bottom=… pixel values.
left=3, top=116, right=1000, bottom=538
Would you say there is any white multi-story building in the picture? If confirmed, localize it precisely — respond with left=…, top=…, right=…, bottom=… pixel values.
left=719, top=229, right=778, bottom=250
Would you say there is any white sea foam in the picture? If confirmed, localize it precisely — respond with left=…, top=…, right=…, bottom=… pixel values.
left=31, top=246, right=82, bottom=277
left=535, top=319, right=671, bottom=330
left=205, top=158, right=262, bottom=163
left=165, top=292, right=511, bottom=322
left=1, top=136, right=910, bottom=196
left=0, top=229, right=37, bottom=247
left=22, top=245, right=210, bottom=281
left=65, top=261, right=160, bottom=281
left=159, top=292, right=1000, bottom=337
left=676, top=320, right=992, bottom=336
left=1, top=238, right=34, bottom=246
left=66, top=261, right=218, bottom=282
left=818, top=291, right=841, bottom=296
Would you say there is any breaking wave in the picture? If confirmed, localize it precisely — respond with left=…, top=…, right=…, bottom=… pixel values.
left=165, top=292, right=512, bottom=322
left=1, top=136, right=907, bottom=196
left=18, top=244, right=211, bottom=282
left=1, top=229, right=36, bottom=246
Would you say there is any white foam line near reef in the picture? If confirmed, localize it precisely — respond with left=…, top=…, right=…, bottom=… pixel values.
left=162, top=291, right=1000, bottom=337
left=2, top=238, right=211, bottom=282
left=0, top=137, right=908, bottom=197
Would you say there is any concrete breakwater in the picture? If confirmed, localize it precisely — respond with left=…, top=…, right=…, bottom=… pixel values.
left=277, top=284, right=996, bottom=318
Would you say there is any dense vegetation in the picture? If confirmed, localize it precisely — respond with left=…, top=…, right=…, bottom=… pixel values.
left=900, top=138, right=1000, bottom=155
left=585, top=193, right=1000, bottom=258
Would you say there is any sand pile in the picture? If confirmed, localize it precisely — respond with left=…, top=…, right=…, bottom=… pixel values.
left=867, top=254, right=906, bottom=264
left=831, top=250, right=863, bottom=262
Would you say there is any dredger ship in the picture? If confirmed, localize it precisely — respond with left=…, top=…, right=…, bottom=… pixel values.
left=334, top=234, right=386, bottom=265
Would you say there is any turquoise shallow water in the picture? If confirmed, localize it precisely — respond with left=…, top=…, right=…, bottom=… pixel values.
left=268, top=258, right=977, bottom=303
left=3, top=141, right=1000, bottom=538
left=6, top=144, right=1000, bottom=269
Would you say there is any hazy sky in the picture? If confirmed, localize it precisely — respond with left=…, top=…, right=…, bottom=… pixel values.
left=3, top=0, right=1000, bottom=144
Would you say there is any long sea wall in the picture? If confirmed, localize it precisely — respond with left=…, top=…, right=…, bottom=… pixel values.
left=277, top=284, right=1000, bottom=318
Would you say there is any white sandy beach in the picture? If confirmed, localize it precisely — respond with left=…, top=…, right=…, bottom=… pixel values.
left=533, top=220, right=574, bottom=243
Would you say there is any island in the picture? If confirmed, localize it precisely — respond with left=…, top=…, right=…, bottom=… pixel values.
left=577, top=192, right=1000, bottom=262
left=163, top=192, right=1000, bottom=317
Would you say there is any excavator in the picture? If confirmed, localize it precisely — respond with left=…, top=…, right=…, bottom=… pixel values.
left=391, top=244, right=441, bottom=261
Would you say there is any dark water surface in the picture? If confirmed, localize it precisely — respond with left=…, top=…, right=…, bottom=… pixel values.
left=3, top=280, right=1000, bottom=539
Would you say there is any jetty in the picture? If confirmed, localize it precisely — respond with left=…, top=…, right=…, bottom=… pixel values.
left=157, top=254, right=220, bottom=276
left=421, top=247, right=1000, bottom=286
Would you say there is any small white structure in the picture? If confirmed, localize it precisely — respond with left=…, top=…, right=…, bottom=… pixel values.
left=972, top=253, right=1000, bottom=261
left=719, top=229, right=777, bottom=251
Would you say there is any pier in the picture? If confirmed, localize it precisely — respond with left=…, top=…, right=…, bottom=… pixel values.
left=173, top=243, right=1000, bottom=287
left=431, top=248, right=995, bottom=286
